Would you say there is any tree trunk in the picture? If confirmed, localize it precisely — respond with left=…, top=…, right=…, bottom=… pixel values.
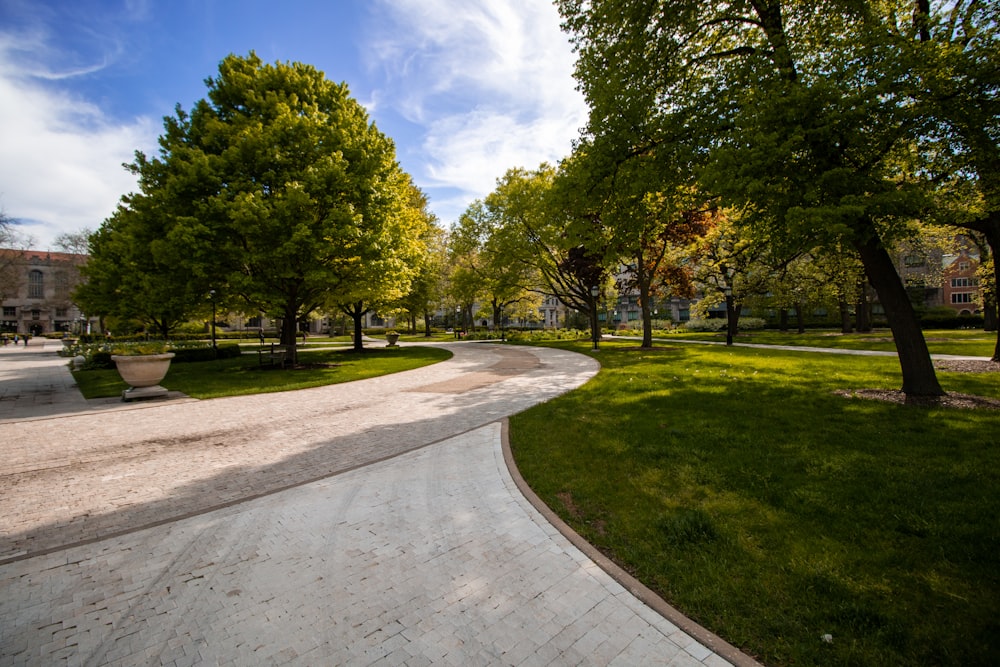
left=423, top=310, right=432, bottom=337
left=280, top=311, right=298, bottom=366
left=983, top=228, right=1000, bottom=361
left=590, top=293, right=601, bottom=349
left=727, top=298, right=741, bottom=343
left=855, top=284, right=872, bottom=333
left=796, top=303, right=805, bottom=334
left=639, top=282, right=653, bottom=348
left=349, top=301, right=365, bottom=352
left=854, top=235, right=944, bottom=395
left=839, top=299, right=853, bottom=333
left=779, top=308, right=789, bottom=332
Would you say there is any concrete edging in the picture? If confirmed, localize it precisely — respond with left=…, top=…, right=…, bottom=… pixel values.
left=500, top=418, right=764, bottom=667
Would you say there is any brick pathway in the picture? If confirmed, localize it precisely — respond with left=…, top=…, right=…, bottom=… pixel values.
left=0, top=341, right=751, bottom=666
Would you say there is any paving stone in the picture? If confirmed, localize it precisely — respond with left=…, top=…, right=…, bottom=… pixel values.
left=0, top=342, right=748, bottom=666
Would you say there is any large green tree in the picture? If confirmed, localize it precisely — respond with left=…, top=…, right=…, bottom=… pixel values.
left=451, top=180, right=544, bottom=330
left=559, top=0, right=956, bottom=395
left=903, top=1, right=1000, bottom=360
left=76, top=199, right=210, bottom=337
left=109, top=52, right=421, bottom=362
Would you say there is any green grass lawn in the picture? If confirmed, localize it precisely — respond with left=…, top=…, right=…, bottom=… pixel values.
left=651, top=328, right=997, bottom=357
left=509, top=340, right=999, bottom=666
left=73, top=346, right=452, bottom=399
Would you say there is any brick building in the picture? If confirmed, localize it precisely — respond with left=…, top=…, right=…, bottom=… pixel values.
left=0, top=249, right=96, bottom=336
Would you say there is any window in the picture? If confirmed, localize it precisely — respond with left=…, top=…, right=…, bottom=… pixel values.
left=3, top=306, right=15, bottom=317
left=904, top=255, right=925, bottom=267
left=959, top=261, right=970, bottom=271
left=952, top=293, right=975, bottom=304
left=56, top=308, right=67, bottom=317
left=28, top=270, right=44, bottom=298
left=951, top=277, right=979, bottom=288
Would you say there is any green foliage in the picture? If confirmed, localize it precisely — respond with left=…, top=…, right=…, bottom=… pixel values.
left=919, top=311, right=985, bottom=330
left=83, top=52, right=429, bottom=351
left=490, top=328, right=589, bottom=343
left=682, top=317, right=766, bottom=332
left=556, top=0, right=973, bottom=394
left=171, top=344, right=242, bottom=363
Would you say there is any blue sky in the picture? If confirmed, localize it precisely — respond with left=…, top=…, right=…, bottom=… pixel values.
left=0, top=0, right=587, bottom=249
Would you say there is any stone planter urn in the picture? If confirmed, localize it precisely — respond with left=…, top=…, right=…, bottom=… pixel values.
left=111, top=353, right=175, bottom=401
left=386, top=332, right=400, bottom=347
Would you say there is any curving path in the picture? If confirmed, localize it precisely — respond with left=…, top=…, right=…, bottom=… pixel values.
left=0, top=341, right=748, bottom=666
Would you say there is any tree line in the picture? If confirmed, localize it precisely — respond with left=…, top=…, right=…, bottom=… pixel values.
left=76, top=1, right=998, bottom=396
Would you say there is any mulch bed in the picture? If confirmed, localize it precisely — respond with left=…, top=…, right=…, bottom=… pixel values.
left=837, top=359, right=1000, bottom=410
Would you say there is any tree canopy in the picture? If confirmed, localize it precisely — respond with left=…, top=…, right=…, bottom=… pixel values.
left=557, top=0, right=1000, bottom=393
left=81, top=53, right=426, bottom=359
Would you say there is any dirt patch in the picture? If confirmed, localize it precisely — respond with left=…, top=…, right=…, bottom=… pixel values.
left=934, top=359, right=999, bottom=373
left=556, top=491, right=583, bottom=521
left=835, top=388, right=1000, bottom=410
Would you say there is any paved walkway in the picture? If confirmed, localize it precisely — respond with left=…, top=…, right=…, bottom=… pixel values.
left=0, top=341, right=751, bottom=666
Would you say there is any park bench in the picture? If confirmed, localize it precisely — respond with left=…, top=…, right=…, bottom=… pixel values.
left=258, top=343, right=288, bottom=368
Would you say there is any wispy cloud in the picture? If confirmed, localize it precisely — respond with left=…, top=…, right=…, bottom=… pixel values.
left=366, top=0, right=587, bottom=222
left=0, top=29, right=153, bottom=248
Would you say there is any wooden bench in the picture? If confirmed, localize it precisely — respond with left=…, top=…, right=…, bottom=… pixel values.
left=258, top=343, right=288, bottom=368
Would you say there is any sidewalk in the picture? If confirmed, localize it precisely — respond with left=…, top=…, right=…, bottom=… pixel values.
left=0, top=342, right=752, bottom=666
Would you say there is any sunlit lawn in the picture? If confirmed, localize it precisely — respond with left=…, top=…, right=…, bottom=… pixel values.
left=73, top=346, right=451, bottom=399
left=510, top=340, right=999, bottom=666
left=654, top=328, right=996, bottom=357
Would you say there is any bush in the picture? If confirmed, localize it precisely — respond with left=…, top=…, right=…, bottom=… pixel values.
left=682, top=317, right=767, bottom=332
left=919, top=308, right=984, bottom=329
left=172, top=343, right=242, bottom=363
left=88, top=351, right=115, bottom=369
left=505, top=328, right=589, bottom=343
left=65, top=341, right=242, bottom=369
left=682, top=318, right=726, bottom=332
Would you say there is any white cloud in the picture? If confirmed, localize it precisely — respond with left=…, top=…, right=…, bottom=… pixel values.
left=367, top=0, right=587, bottom=223
left=0, top=31, right=154, bottom=249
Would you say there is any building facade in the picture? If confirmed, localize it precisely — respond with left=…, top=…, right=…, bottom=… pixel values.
left=942, top=249, right=982, bottom=315
left=0, top=249, right=95, bottom=336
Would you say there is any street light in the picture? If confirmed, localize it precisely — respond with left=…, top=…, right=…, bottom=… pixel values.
left=590, top=286, right=600, bottom=350
left=209, top=289, right=217, bottom=355
left=723, top=286, right=733, bottom=346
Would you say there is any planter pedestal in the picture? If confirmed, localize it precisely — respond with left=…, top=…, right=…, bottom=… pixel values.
left=111, top=353, right=175, bottom=402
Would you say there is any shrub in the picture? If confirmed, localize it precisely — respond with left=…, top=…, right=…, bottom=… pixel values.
left=172, top=344, right=242, bottom=363
left=682, top=317, right=767, bottom=332
left=88, top=351, right=115, bottom=370
left=682, top=318, right=726, bottom=332
left=505, top=328, right=589, bottom=343
left=919, top=308, right=984, bottom=329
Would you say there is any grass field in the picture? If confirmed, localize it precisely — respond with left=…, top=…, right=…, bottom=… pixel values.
left=509, top=340, right=999, bottom=666
left=649, top=328, right=997, bottom=357
left=73, top=346, right=452, bottom=399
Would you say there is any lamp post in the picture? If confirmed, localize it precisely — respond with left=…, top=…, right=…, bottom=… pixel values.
left=723, top=286, right=733, bottom=346
left=455, top=305, right=461, bottom=339
left=590, top=285, right=600, bottom=350
left=209, top=289, right=217, bottom=355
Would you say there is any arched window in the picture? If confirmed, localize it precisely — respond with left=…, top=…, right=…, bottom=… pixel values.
left=28, top=270, right=44, bottom=298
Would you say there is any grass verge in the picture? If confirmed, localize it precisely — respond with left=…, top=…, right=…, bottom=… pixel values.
left=73, top=346, right=451, bottom=399
left=652, top=328, right=996, bottom=357
left=509, top=340, right=999, bottom=666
